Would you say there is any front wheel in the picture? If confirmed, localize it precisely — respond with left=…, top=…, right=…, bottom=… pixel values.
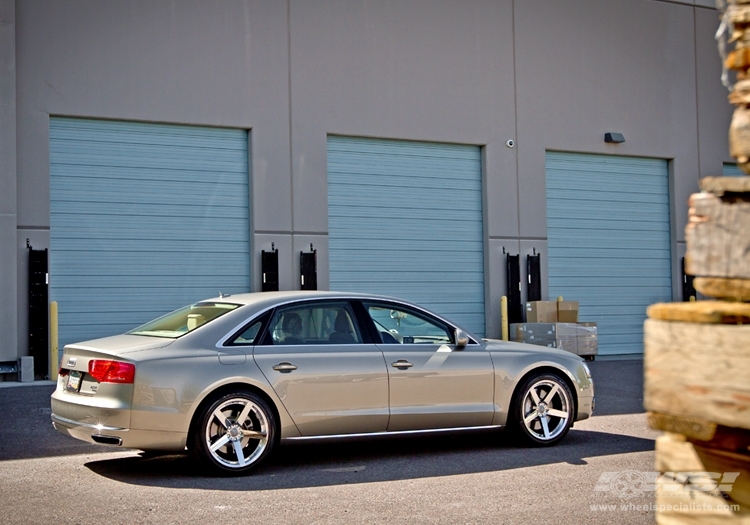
left=510, top=373, right=574, bottom=446
left=192, top=391, right=276, bottom=475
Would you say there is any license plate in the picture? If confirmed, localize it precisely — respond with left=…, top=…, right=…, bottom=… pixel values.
left=66, top=371, right=82, bottom=392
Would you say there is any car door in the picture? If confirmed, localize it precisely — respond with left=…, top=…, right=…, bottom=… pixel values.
left=361, top=301, right=495, bottom=432
left=252, top=300, right=389, bottom=436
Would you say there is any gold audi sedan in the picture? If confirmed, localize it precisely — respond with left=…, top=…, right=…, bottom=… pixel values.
left=51, top=291, right=594, bottom=475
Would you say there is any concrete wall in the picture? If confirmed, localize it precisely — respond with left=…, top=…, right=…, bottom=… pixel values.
left=2, top=0, right=734, bottom=361
left=0, top=0, right=17, bottom=362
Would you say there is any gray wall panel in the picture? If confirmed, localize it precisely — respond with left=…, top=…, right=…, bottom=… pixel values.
left=0, top=218, right=17, bottom=362
left=515, top=0, right=700, bottom=242
left=697, top=7, right=735, bottom=180
left=0, top=0, right=16, bottom=362
left=15, top=0, right=291, bottom=231
left=289, top=0, right=518, bottom=237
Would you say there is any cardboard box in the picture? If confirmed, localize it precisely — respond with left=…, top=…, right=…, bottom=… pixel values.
left=525, top=301, right=557, bottom=323
left=510, top=322, right=598, bottom=357
left=557, top=301, right=579, bottom=322
left=575, top=322, right=597, bottom=356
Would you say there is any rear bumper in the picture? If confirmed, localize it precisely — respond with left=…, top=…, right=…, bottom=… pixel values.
left=51, top=412, right=187, bottom=451
left=51, top=391, right=186, bottom=451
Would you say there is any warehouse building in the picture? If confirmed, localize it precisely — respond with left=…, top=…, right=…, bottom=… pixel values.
left=0, top=0, right=735, bottom=378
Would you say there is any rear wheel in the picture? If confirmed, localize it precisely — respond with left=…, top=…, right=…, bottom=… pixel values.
left=192, top=391, right=276, bottom=475
left=510, top=373, right=574, bottom=446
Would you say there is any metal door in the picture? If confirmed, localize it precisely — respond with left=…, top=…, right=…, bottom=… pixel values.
left=545, top=151, right=672, bottom=355
left=49, top=117, right=250, bottom=347
left=327, top=136, right=486, bottom=336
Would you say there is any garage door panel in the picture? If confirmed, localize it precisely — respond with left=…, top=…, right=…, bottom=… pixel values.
left=547, top=276, right=671, bottom=289
left=330, top=171, right=480, bottom=188
left=552, top=292, right=673, bottom=308
left=339, top=249, right=482, bottom=266
left=548, top=188, right=669, bottom=205
left=50, top=117, right=250, bottom=347
left=49, top=164, right=248, bottom=185
left=548, top=173, right=669, bottom=190
left=550, top=233, right=671, bottom=248
left=546, top=219, right=670, bottom=233
left=549, top=258, right=671, bottom=273
left=547, top=155, right=665, bottom=173
left=331, top=210, right=482, bottom=226
left=328, top=136, right=485, bottom=336
left=546, top=151, right=671, bottom=356
left=548, top=203, right=669, bottom=220
left=52, top=181, right=248, bottom=206
left=547, top=248, right=671, bottom=260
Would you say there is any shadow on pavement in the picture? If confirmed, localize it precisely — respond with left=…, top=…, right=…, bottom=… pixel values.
left=84, top=427, right=654, bottom=490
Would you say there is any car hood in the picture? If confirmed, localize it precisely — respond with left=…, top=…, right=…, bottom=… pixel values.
left=482, top=338, right=583, bottom=360
left=64, top=334, right=175, bottom=356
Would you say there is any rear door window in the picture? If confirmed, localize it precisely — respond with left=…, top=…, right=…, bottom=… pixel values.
left=266, top=302, right=362, bottom=345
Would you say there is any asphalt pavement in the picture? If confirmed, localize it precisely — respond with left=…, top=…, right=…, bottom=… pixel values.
left=0, top=359, right=660, bottom=525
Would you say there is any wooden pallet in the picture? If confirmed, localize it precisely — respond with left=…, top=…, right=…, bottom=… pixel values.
left=644, top=302, right=750, bottom=433
left=700, top=176, right=750, bottom=195
left=647, top=301, right=750, bottom=324
left=695, top=277, right=750, bottom=302
left=685, top=191, right=750, bottom=279
left=656, top=433, right=750, bottom=513
left=648, top=412, right=750, bottom=453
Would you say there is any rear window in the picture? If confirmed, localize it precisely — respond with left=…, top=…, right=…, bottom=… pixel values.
left=128, top=302, right=240, bottom=338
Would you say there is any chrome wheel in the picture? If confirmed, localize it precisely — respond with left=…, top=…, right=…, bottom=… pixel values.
left=194, top=392, right=275, bottom=474
left=513, top=374, right=573, bottom=446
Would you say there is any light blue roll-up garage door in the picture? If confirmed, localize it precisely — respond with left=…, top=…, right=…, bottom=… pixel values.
left=327, top=136, right=485, bottom=335
left=723, top=162, right=744, bottom=176
left=50, top=117, right=250, bottom=347
left=545, top=152, right=672, bottom=356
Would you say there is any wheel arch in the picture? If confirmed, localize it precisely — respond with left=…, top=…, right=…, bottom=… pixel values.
left=186, top=381, right=283, bottom=452
left=508, top=365, right=579, bottom=424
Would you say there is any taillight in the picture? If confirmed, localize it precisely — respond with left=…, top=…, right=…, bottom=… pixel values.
left=88, top=360, right=135, bottom=384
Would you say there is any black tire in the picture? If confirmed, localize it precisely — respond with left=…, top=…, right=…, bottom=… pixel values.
left=509, top=373, right=574, bottom=447
left=191, top=390, right=276, bottom=475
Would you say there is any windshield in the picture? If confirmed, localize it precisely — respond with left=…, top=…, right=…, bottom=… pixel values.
left=128, top=302, right=240, bottom=338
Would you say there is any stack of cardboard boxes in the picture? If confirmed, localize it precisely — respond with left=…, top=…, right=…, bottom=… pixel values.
left=510, top=300, right=598, bottom=360
left=644, top=176, right=750, bottom=524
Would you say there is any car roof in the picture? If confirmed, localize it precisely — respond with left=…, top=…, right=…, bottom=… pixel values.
left=193, top=291, right=481, bottom=345
left=202, top=290, right=411, bottom=307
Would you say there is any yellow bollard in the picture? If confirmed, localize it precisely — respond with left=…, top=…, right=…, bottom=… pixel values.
left=501, top=296, right=509, bottom=341
left=50, top=301, right=58, bottom=380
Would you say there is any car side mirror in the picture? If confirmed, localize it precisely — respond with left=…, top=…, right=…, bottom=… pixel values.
left=455, top=329, right=469, bottom=348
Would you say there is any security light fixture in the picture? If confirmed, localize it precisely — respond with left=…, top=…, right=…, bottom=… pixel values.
left=604, top=132, right=625, bottom=143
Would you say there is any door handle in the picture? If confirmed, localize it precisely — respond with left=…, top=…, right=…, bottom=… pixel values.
left=391, top=360, right=413, bottom=369
left=272, top=362, right=298, bottom=372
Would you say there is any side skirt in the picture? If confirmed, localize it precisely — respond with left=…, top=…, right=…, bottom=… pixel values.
left=281, top=424, right=505, bottom=442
